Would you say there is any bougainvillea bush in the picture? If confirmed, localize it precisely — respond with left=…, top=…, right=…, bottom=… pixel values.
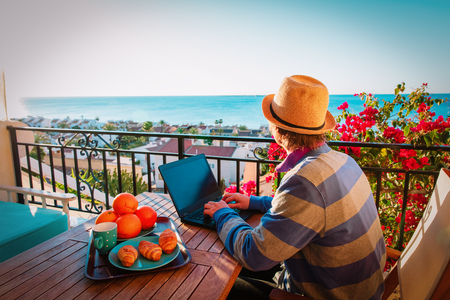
left=329, top=83, right=449, bottom=249
left=242, top=83, right=449, bottom=251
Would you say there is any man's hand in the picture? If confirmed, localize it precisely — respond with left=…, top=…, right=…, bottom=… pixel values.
left=222, top=193, right=250, bottom=210
left=204, top=200, right=229, bottom=217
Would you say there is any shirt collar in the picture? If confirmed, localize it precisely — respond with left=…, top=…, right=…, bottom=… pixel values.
left=275, top=142, right=325, bottom=173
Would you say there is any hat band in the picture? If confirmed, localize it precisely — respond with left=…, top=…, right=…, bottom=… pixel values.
left=270, top=103, right=325, bottom=131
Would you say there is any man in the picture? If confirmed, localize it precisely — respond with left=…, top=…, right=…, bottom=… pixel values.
left=204, top=75, right=386, bottom=299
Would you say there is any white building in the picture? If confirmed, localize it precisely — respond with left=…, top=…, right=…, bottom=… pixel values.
left=149, top=138, right=247, bottom=189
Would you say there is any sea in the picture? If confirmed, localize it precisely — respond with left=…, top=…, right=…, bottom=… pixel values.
left=17, top=94, right=450, bottom=129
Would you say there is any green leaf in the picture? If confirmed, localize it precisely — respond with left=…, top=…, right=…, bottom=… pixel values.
left=369, top=148, right=380, bottom=158
left=424, top=136, right=431, bottom=147
left=404, top=125, right=410, bottom=137
left=440, top=131, right=449, bottom=143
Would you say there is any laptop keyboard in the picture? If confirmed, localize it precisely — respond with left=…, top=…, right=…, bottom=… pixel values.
left=189, top=206, right=241, bottom=221
left=190, top=209, right=207, bottom=221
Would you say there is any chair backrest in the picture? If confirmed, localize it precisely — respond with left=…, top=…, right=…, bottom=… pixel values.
left=397, top=168, right=450, bottom=300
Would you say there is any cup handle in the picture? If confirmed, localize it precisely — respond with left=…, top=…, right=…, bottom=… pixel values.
left=94, top=237, right=103, bottom=249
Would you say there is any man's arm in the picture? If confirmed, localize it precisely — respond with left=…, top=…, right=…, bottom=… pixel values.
left=214, top=175, right=325, bottom=272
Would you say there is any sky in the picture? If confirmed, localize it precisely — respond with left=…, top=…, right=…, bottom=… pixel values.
left=1, top=0, right=449, bottom=117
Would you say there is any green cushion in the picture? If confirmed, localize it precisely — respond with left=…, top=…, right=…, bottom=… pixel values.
left=0, top=201, right=68, bottom=263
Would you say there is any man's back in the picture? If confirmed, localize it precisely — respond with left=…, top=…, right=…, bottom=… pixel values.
left=278, top=146, right=386, bottom=299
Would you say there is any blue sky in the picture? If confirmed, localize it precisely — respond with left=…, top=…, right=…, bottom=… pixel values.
left=1, top=0, right=449, bottom=116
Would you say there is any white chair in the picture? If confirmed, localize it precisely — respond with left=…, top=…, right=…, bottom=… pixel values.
left=0, top=184, right=77, bottom=228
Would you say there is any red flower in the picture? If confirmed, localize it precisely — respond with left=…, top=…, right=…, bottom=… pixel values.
left=240, top=180, right=256, bottom=196
left=337, top=102, right=349, bottom=110
left=419, top=157, right=430, bottom=166
left=268, top=143, right=287, bottom=161
left=225, top=185, right=237, bottom=194
left=359, top=106, right=378, bottom=121
left=383, top=127, right=405, bottom=143
left=417, top=102, right=431, bottom=113
left=403, top=157, right=421, bottom=170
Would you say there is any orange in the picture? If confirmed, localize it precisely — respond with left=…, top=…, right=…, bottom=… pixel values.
left=95, top=210, right=119, bottom=225
left=116, top=214, right=142, bottom=239
left=112, top=193, right=139, bottom=215
left=135, top=206, right=157, bottom=230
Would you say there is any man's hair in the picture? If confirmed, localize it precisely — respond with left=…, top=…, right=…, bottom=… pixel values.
left=275, top=125, right=327, bottom=151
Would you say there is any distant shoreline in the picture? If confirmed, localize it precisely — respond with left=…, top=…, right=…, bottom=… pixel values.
left=12, top=94, right=450, bottom=130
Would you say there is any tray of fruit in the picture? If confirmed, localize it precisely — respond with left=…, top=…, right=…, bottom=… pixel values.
left=84, top=194, right=191, bottom=280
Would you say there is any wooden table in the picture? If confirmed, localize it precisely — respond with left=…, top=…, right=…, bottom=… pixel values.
left=0, top=192, right=261, bottom=300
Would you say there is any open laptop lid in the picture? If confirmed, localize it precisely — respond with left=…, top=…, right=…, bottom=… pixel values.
left=158, top=154, right=222, bottom=218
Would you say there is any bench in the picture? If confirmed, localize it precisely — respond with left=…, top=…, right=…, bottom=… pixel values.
left=0, top=185, right=77, bottom=263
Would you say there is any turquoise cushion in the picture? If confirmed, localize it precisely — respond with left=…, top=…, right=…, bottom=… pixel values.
left=0, top=201, right=68, bottom=263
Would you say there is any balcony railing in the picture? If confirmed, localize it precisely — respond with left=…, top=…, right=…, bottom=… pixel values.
left=7, top=126, right=450, bottom=250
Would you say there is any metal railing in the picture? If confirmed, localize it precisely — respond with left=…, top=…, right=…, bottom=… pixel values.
left=7, top=126, right=450, bottom=250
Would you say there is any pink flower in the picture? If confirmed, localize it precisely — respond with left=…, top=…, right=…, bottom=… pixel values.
left=225, top=185, right=237, bottom=194
left=417, top=102, right=431, bottom=113
left=268, top=143, right=287, bottom=161
left=383, top=127, right=405, bottom=143
left=240, top=180, right=256, bottom=196
left=337, top=102, right=349, bottom=110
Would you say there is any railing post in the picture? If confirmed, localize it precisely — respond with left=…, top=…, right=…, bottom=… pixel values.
left=8, top=126, right=24, bottom=204
left=256, top=162, right=261, bottom=196
left=397, top=171, right=410, bottom=250
left=117, top=150, right=122, bottom=194
left=375, top=171, right=382, bottom=209
left=132, top=153, right=137, bottom=195
left=178, top=137, right=185, bottom=161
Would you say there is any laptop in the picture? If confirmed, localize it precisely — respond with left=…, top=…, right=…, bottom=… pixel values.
left=158, top=154, right=254, bottom=229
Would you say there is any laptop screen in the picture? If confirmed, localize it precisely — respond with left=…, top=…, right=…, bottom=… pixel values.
left=159, top=154, right=222, bottom=216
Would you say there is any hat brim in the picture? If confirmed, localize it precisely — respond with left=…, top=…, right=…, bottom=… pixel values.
left=262, top=94, right=336, bottom=135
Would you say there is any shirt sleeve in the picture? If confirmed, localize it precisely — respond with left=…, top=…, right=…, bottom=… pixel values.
left=213, top=173, right=326, bottom=272
left=248, top=195, right=273, bottom=213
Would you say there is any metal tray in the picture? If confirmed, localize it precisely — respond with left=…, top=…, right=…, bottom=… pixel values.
left=85, top=216, right=191, bottom=280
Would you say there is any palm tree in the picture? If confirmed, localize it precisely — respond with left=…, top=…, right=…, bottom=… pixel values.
left=141, top=121, right=154, bottom=142
left=102, top=123, right=117, bottom=131
left=142, top=121, right=153, bottom=132
left=57, top=122, right=70, bottom=129
left=102, top=123, right=117, bottom=144
left=176, top=127, right=185, bottom=134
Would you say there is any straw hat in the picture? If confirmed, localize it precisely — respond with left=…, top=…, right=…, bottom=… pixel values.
left=262, top=75, right=336, bottom=134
